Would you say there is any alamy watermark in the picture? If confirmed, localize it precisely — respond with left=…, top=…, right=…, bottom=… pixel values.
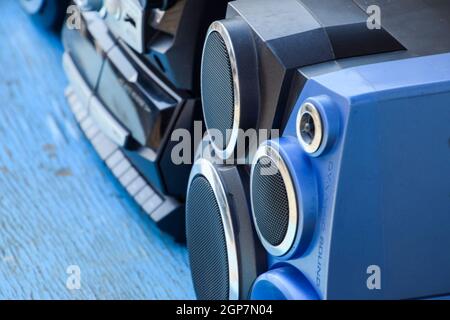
left=367, top=265, right=381, bottom=290
left=367, top=5, right=382, bottom=30
left=66, top=265, right=81, bottom=290
left=170, top=121, right=280, bottom=175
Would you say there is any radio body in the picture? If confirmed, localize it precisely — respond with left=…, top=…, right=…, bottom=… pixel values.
left=62, top=0, right=228, bottom=241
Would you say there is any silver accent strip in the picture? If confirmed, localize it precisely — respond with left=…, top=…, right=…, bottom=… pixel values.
left=119, top=167, right=139, bottom=186
left=111, top=158, right=131, bottom=177
left=126, top=176, right=146, bottom=196
left=65, top=86, right=164, bottom=219
left=89, top=96, right=130, bottom=147
left=201, top=21, right=241, bottom=161
left=107, top=46, right=139, bottom=83
left=87, top=16, right=116, bottom=53
left=62, top=53, right=92, bottom=108
left=91, top=133, right=119, bottom=160
left=63, top=46, right=180, bottom=231
left=135, top=186, right=155, bottom=205
left=143, top=195, right=163, bottom=217
left=104, top=0, right=146, bottom=53
left=106, top=150, right=125, bottom=168
left=63, top=52, right=130, bottom=147
left=250, top=144, right=298, bottom=257
left=296, top=102, right=323, bottom=155
left=187, top=158, right=240, bottom=300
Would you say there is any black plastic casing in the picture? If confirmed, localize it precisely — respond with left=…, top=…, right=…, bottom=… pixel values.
left=224, top=0, right=404, bottom=135
left=144, top=0, right=230, bottom=94
left=217, top=164, right=267, bottom=299
left=62, top=11, right=205, bottom=241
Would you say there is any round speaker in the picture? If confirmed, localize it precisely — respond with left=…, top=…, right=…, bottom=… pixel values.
left=201, top=18, right=259, bottom=160
left=250, top=143, right=298, bottom=257
left=186, top=158, right=265, bottom=300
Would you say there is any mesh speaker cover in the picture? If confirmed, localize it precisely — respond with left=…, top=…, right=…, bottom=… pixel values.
left=201, top=31, right=235, bottom=148
left=251, top=157, right=290, bottom=247
left=186, top=176, right=229, bottom=300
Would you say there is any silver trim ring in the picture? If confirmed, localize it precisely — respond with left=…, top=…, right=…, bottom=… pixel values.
left=250, top=144, right=298, bottom=257
left=187, top=158, right=239, bottom=300
left=201, top=21, right=241, bottom=161
left=296, top=102, right=323, bottom=154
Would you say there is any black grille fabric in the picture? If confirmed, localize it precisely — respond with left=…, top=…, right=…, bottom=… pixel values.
left=201, top=31, right=235, bottom=148
left=186, top=176, right=229, bottom=300
left=251, top=157, right=290, bottom=247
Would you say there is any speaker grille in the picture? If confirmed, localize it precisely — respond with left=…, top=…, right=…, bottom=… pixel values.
left=251, top=157, right=290, bottom=247
left=186, top=176, right=229, bottom=300
left=201, top=31, right=235, bottom=148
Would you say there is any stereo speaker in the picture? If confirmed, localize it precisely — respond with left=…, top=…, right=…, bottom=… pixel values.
left=250, top=52, right=450, bottom=300
left=201, top=0, right=403, bottom=160
left=186, top=156, right=266, bottom=300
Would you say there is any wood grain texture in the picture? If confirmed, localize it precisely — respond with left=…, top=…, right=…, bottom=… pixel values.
left=0, top=0, right=194, bottom=299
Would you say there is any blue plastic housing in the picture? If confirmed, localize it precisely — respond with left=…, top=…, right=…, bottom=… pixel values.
left=251, top=53, right=450, bottom=300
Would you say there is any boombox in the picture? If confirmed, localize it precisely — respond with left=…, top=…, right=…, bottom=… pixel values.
left=62, top=0, right=228, bottom=241
left=186, top=0, right=450, bottom=300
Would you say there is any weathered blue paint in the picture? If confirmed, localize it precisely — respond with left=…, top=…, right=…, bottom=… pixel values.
left=0, top=0, right=194, bottom=299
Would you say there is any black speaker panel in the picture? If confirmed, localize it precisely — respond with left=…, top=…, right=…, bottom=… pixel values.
left=201, top=0, right=404, bottom=159
left=186, top=158, right=266, bottom=300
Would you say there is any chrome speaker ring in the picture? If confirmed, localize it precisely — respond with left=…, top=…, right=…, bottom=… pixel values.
left=250, top=144, right=298, bottom=257
left=296, top=102, right=324, bottom=155
left=201, top=19, right=259, bottom=161
left=187, top=158, right=240, bottom=300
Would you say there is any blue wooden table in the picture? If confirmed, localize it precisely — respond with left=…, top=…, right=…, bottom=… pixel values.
left=0, top=0, right=194, bottom=299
